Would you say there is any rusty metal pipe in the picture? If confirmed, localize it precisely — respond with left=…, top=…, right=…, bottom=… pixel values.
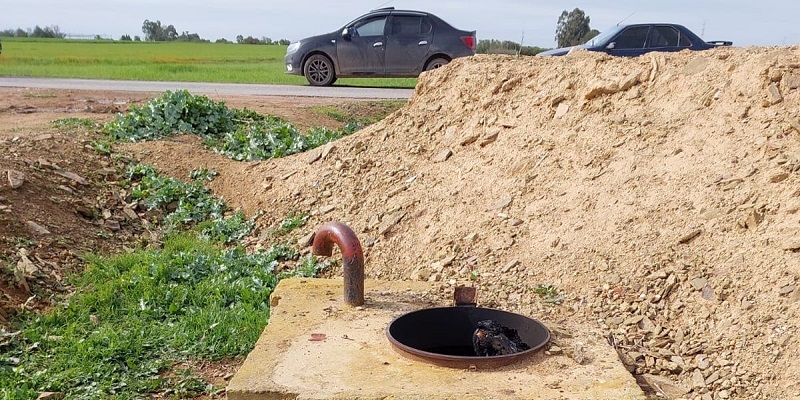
left=311, top=222, right=365, bottom=306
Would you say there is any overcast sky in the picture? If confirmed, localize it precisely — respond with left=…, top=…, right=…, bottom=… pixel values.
left=3, top=0, right=798, bottom=47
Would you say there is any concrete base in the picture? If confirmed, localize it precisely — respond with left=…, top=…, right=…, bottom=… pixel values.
left=227, top=278, right=645, bottom=400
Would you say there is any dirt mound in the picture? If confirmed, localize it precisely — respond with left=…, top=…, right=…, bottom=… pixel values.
left=127, top=47, right=800, bottom=399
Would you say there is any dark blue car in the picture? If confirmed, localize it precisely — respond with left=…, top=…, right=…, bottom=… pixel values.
left=538, top=23, right=732, bottom=57
left=284, top=7, right=476, bottom=86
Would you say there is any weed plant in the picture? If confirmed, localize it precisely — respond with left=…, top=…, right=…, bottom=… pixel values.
left=104, top=90, right=358, bottom=161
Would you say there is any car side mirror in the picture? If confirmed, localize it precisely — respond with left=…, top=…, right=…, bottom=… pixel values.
left=342, top=27, right=352, bottom=40
left=606, top=42, right=616, bottom=49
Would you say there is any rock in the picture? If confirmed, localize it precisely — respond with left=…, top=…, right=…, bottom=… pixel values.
left=53, top=170, right=88, bottom=185
left=639, top=374, right=690, bottom=398
left=766, top=83, right=783, bottom=105
left=478, top=130, right=499, bottom=147
left=584, top=80, right=620, bottom=99
left=677, top=229, right=702, bottom=244
left=7, top=170, right=25, bottom=188
left=431, top=148, right=453, bottom=163
left=501, top=259, right=520, bottom=273
left=779, top=285, right=796, bottom=295
left=321, top=143, right=336, bottom=159
left=307, top=150, right=322, bottom=164
left=554, top=102, right=570, bottom=119
left=490, top=196, right=513, bottom=211
left=692, top=368, right=707, bottom=389
left=26, top=221, right=50, bottom=235
left=770, top=172, right=789, bottom=183
left=690, top=277, right=708, bottom=291
left=319, top=205, right=336, bottom=215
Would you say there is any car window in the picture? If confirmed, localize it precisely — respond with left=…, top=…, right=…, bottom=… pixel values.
left=390, top=16, right=432, bottom=35
left=613, top=26, right=650, bottom=49
left=353, top=16, right=387, bottom=37
left=647, top=26, right=683, bottom=48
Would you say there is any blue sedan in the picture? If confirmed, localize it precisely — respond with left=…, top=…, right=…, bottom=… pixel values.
left=538, top=23, right=732, bottom=57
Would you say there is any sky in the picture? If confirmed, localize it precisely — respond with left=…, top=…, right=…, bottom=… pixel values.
left=3, top=0, right=799, bottom=47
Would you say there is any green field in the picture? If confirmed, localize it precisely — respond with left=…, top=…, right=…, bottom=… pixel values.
left=0, top=37, right=417, bottom=88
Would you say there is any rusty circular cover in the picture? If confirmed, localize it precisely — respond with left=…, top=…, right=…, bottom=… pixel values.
left=386, top=306, right=550, bottom=369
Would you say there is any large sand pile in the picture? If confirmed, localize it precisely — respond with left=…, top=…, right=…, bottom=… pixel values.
left=132, top=47, right=800, bottom=399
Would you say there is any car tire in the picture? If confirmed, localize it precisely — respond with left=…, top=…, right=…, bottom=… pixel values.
left=425, top=57, right=449, bottom=71
left=304, top=54, right=336, bottom=86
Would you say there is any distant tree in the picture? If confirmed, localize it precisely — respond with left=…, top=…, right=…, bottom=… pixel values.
left=555, top=8, right=592, bottom=47
left=15, top=28, right=27, bottom=37
left=134, top=35, right=141, bottom=41
left=215, top=38, right=232, bottom=44
left=277, top=39, right=290, bottom=45
left=141, top=19, right=179, bottom=41
left=30, top=25, right=65, bottom=39
left=120, top=34, right=132, bottom=41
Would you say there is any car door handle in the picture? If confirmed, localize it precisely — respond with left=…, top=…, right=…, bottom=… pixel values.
left=418, top=40, right=428, bottom=46
left=373, top=42, right=383, bottom=47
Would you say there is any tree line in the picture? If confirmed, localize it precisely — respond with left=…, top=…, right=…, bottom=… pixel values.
left=0, top=8, right=597, bottom=50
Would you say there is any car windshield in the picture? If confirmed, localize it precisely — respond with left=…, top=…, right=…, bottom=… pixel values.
left=584, top=26, right=624, bottom=46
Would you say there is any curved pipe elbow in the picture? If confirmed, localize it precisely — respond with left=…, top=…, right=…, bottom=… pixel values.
left=311, top=221, right=365, bottom=306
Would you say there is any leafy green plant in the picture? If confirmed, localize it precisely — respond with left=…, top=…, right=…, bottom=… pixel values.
left=198, top=211, right=255, bottom=244
left=533, top=284, right=564, bottom=305
left=127, top=164, right=226, bottom=230
left=90, top=139, right=113, bottom=155
left=189, top=167, right=217, bottom=181
left=270, top=213, right=309, bottom=237
left=103, top=90, right=359, bottom=162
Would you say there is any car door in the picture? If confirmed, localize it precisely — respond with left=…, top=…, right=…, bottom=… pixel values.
left=645, top=25, right=692, bottom=53
left=336, top=15, right=387, bottom=75
left=384, top=14, right=433, bottom=75
left=605, top=25, right=651, bottom=57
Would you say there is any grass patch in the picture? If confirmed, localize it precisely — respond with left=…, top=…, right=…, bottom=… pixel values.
left=533, top=284, right=564, bottom=305
left=0, top=233, right=322, bottom=399
left=312, top=100, right=405, bottom=126
left=0, top=38, right=417, bottom=88
left=52, top=117, right=97, bottom=131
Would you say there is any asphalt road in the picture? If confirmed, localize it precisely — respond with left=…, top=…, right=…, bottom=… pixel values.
left=0, top=77, right=414, bottom=99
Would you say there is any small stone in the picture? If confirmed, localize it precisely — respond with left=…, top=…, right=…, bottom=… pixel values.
left=718, top=389, right=730, bottom=399
left=546, top=345, right=563, bottom=355
left=692, top=369, right=706, bottom=389
left=639, top=374, right=689, bottom=398
left=705, top=371, right=720, bottom=385
left=7, top=170, right=25, bottom=189
left=319, top=205, right=336, bottom=215
left=53, top=170, right=88, bottom=185
left=779, top=285, right=796, bottom=295
left=26, top=221, right=50, bottom=235
left=690, top=277, right=708, bottom=291
left=490, top=196, right=513, bottom=210
left=431, top=149, right=453, bottom=163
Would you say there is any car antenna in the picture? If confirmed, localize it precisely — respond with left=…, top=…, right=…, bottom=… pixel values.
left=373, top=0, right=394, bottom=9
left=616, top=12, right=635, bottom=26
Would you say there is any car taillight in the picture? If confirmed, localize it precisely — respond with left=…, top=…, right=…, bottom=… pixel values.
left=460, top=35, right=476, bottom=51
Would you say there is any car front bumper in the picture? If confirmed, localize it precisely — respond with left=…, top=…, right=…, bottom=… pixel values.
left=284, top=54, right=302, bottom=75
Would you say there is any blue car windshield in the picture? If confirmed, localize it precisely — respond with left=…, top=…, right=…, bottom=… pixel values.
left=585, top=26, right=624, bottom=46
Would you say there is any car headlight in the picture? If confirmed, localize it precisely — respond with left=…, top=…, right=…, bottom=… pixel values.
left=286, top=42, right=301, bottom=54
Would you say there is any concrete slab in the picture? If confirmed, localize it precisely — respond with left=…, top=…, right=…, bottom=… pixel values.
left=227, top=278, right=645, bottom=400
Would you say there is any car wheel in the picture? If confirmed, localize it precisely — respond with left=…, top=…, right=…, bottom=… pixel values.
left=425, top=57, right=449, bottom=71
left=304, top=54, right=336, bottom=86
